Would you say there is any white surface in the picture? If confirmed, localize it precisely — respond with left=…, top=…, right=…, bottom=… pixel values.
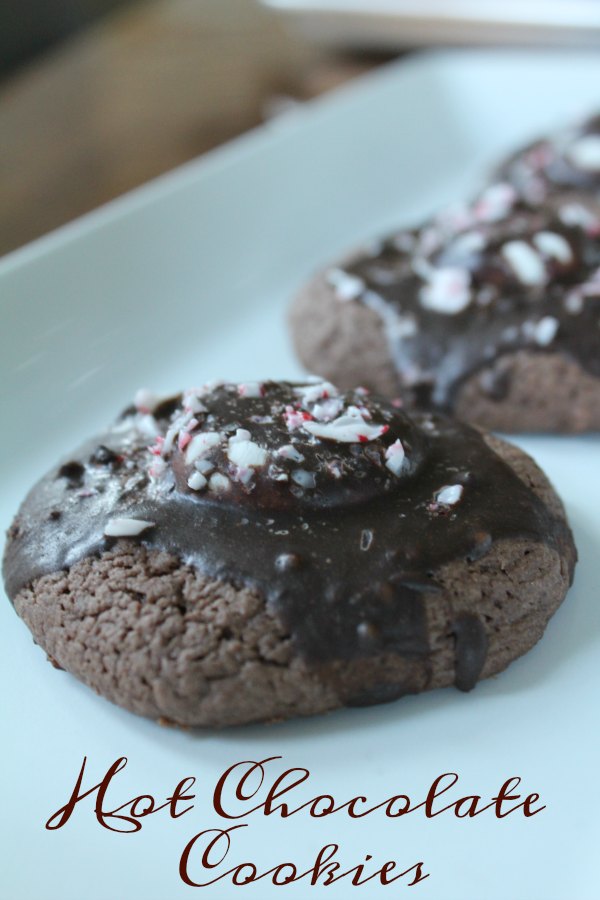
left=263, top=0, right=600, bottom=48
left=1, top=50, right=600, bottom=900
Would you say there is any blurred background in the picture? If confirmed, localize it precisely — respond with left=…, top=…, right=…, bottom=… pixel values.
left=1, top=0, right=599, bottom=257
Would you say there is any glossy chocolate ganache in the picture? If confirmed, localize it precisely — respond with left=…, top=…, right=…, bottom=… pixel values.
left=4, top=381, right=573, bottom=691
left=328, top=113, right=600, bottom=410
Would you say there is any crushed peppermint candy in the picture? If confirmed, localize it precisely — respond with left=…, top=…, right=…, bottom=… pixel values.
left=384, top=439, right=406, bottom=476
left=558, top=202, right=600, bottom=235
left=311, top=396, right=344, bottom=421
left=564, top=291, right=584, bottom=315
left=238, top=382, right=263, bottom=398
left=501, top=241, right=546, bottom=286
left=326, top=268, right=365, bottom=302
left=567, top=135, right=600, bottom=171
left=291, top=469, right=317, bottom=489
left=473, top=182, right=517, bottom=223
left=532, top=316, right=559, bottom=347
left=283, top=406, right=313, bottom=431
left=134, top=388, right=161, bottom=414
left=533, top=231, right=572, bottom=265
left=135, top=414, right=160, bottom=439
left=209, top=473, right=231, bottom=492
left=186, top=431, right=223, bottom=464
left=276, top=444, right=305, bottom=463
left=127, top=382, right=431, bottom=506
left=435, top=484, right=463, bottom=506
left=104, top=517, right=155, bottom=537
left=303, top=412, right=388, bottom=443
left=227, top=433, right=268, bottom=469
left=187, top=471, right=207, bottom=491
left=420, top=267, right=472, bottom=314
left=293, top=381, right=337, bottom=404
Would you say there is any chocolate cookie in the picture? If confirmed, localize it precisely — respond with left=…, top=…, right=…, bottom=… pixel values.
left=3, top=381, right=576, bottom=727
left=290, top=114, right=600, bottom=432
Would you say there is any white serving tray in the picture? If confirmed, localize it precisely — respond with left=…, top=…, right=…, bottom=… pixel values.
left=263, top=0, right=600, bottom=49
left=1, top=50, right=599, bottom=900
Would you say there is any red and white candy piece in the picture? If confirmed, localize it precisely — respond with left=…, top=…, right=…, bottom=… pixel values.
left=420, top=267, right=472, bottom=314
left=303, top=412, right=388, bottom=443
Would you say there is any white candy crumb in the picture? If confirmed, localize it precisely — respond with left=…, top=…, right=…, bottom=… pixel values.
left=567, top=135, right=600, bottom=172
left=185, top=431, right=223, bottom=463
left=303, top=412, right=387, bottom=443
left=233, top=466, right=254, bottom=486
left=194, top=458, right=214, bottom=474
left=134, top=388, right=160, bottom=413
left=435, top=484, right=463, bottom=506
left=162, top=424, right=179, bottom=455
left=326, top=268, right=365, bottom=302
left=238, top=382, right=263, bottom=398
left=209, top=473, right=231, bottom=492
left=135, top=414, right=160, bottom=438
left=449, top=230, right=486, bottom=256
left=291, top=469, right=317, bottom=489
left=227, top=437, right=268, bottom=468
left=294, top=381, right=338, bottom=405
left=559, top=202, right=599, bottom=232
left=564, top=291, right=584, bottom=314
left=533, top=316, right=559, bottom=346
left=533, top=231, right=573, bottom=264
left=384, top=439, right=406, bottom=476
left=228, top=428, right=251, bottom=444
left=420, top=267, right=472, bottom=314
left=311, top=397, right=344, bottom=421
left=501, top=241, right=546, bottom=286
left=276, top=444, right=305, bottom=463
left=474, top=182, right=517, bottom=223
left=104, top=518, right=155, bottom=537
left=187, top=471, right=207, bottom=491
left=183, top=392, right=208, bottom=415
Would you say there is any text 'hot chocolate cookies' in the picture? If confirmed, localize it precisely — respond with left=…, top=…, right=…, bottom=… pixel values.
left=290, top=113, right=600, bottom=432
left=3, top=380, right=576, bottom=726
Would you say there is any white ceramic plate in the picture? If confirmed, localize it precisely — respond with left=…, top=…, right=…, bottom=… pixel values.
left=1, top=50, right=599, bottom=900
left=263, top=0, right=600, bottom=49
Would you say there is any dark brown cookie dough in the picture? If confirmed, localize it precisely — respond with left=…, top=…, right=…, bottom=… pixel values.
left=3, top=381, right=576, bottom=727
left=289, top=113, right=600, bottom=432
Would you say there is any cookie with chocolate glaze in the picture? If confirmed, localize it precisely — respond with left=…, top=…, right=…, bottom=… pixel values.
left=290, top=114, right=600, bottom=432
left=3, top=380, right=576, bottom=727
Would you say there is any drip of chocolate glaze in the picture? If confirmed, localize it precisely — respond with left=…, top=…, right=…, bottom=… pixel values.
left=344, top=203, right=600, bottom=412
left=453, top=612, right=489, bottom=692
left=2, top=382, right=574, bottom=695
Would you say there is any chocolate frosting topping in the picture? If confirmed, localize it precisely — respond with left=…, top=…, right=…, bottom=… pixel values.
left=330, top=113, right=600, bottom=411
left=3, top=381, right=573, bottom=692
